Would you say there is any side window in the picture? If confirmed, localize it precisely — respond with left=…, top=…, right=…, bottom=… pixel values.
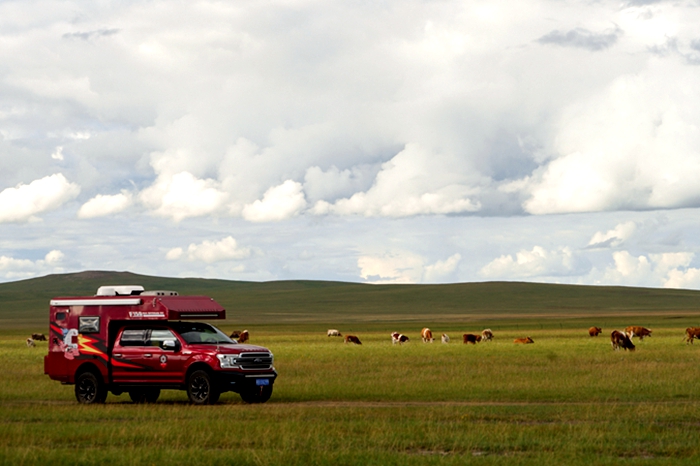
left=119, top=329, right=148, bottom=346
left=149, top=329, right=177, bottom=348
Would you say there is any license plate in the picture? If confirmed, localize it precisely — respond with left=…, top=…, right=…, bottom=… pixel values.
left=255, top=378, right=270, bottom=386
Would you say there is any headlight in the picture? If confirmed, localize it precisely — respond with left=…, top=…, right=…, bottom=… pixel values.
left=217, top=354, right=239, bottom=369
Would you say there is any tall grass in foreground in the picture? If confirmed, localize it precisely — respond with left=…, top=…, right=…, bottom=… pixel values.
left=3, top=327, right=700, bottom=465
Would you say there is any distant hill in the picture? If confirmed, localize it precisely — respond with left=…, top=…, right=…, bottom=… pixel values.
left=1, top=271, right=700, bottom=328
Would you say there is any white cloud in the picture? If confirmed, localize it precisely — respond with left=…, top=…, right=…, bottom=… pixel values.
left=185, top=236, right=250, bottom=263
left=165, top=247, right=183, bottom=261
left=358, top=251, right=462, bottom=284
left=242, top=180, right=307, bottom=222
left=601, top=251, right=698, bottom=288
left=588, top=221, right=637, bottom=248
left=51, top=146, right=64, bottom=161
left=0, top=174, right=80, bottom=223
left=315, top=144, right=481, bottom=218
left=480, top=246, right=584, bottom=279
left=78, top=191, right=133, bottom=219
left=0, top=250, right=65, bottom=280
left=139, top=172, right=228, bottom=222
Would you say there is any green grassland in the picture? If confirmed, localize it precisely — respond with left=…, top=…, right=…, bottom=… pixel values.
left=3, top=272, right=700, bottom=465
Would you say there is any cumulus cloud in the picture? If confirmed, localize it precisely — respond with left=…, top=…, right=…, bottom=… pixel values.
left=358, top=251, right=462, bottom=284
left=139, top=172, right=228, bottom=222
left=242, top=180, right=307, bottom=222
left=599, top=251, right=700, bottom=288
left=78, top=191, right=133, bottom=219
left=588, top=221, right=637, bottom=248
left=314, top=144, right=481, bottom=218
left=0, top=174, right=80, bottom=223
left=480, top=246, right=587, bottom=279
left=167, top=236, right=251, bottom=264
left=0, top=250, right=65, bottom=280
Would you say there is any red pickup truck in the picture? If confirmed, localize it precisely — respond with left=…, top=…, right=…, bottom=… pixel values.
left=44, top=285, right=277, bottom=404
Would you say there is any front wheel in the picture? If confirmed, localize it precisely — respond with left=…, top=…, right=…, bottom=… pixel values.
left=240, top=384, right=273, bottom=404
left=75, top=372, right=107, bottom=404
left=187, top=370, right=219, bottom=405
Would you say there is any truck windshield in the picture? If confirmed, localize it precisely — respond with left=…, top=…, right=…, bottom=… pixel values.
left=171, top=323, right=234, bottom=345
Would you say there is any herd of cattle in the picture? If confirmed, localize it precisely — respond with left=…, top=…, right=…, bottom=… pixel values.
left=24, top=326, right=700, bottom=350
left=326, top=326, right=700, bottom=351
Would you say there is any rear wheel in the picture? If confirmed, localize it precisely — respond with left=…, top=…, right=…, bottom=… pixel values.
left=187, top=370, right=219, bottom=405
left=75, top=372, right=107, bottom=404
left=129, top=388, right=161, bottom=403
left=240, top=384, right=273, bottom=404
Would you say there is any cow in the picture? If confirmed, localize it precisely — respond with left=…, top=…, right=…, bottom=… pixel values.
left=481, top=329, right=493, bottom=341
left=238, top=330, right=249, bottom=344
left=229, top=330, right=241, bottom=339
left=685, top=327, right=700, bottom=344
left=463, top=333, right=482, bottom=344
left=611, top=330, right=635, bottom=351
left=588, top=327, right=602, bottom=337
left=625, top=326, right=652, bottom=341
left=26, top=338, right=35, bottom=347
left=31, top=333, right=46, bottom=341
left=391, top=332, right=409, bottom=344
left=420, top=328, right=434, bottom=343
left=345, top=335, right=362, bottom=345
left=513, top=337, right=534, bottom=344
left=327, top=329, right=342, bottom=337
left=441, top=334, right=450, bottom=344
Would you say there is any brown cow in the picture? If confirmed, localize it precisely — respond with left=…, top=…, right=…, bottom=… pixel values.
left=685, top=327, right=700, bottom=344
left=391, top=332, right=409, bottom=344
left=588, top=327, right=602, bottom=337
left=463, top=333, right=482, bottom=344
left=420, top=328, right=434, bottom=343
left=31, top=333, right=47, bottom=341
left=625, top=326, right=652, bottom=341
left=238, top=330, right=249, bottom=344
left=229, top=330, right=241, bottom=339
left=481, top=329, right=493, bottom=341
left=345, top=335, right=362, bottom=345
left=513, top=337, right=534, bottom=344
left=611, top=330, right=635, bottom=351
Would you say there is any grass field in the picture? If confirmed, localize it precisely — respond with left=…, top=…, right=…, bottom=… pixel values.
left=4, top=324, right=700, bottom=465
left=3, top=273, right=700, bottom=464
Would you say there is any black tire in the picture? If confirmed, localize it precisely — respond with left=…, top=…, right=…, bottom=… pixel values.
left=75, top=371, right=107, bottom=404
left=240, top=384, right=273, bottom=404
left=187, top=370, right=219, bottom=405
left=129, top=388, right=161, bottom=403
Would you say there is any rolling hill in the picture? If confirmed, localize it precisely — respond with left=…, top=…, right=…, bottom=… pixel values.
left=1, top=271, right=700, bottom=329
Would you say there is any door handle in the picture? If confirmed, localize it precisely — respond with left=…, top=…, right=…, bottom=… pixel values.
left=113, top=353, right=122, bottom=358
left=144, top=353, right=152, bottom=358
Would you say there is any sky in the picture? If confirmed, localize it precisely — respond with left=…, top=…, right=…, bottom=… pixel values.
left=2, top=0, right=700, bottom=289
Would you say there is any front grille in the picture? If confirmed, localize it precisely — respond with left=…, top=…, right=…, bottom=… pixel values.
left=238, top=352, right=273, bottom=370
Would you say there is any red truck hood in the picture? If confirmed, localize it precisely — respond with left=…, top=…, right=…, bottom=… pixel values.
left=185, top=343, right=271, bottom=354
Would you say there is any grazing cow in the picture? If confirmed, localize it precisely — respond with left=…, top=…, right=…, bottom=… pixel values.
left=391, top=332, right=409, bottom=345
left=327, top=329, right=342, bottom=337
left=513, top=337, right=534, bottom=344
left=229, top=330, right=241, bottom=339
left=421, top=328, right=434, bottom=343
left=481, top=329, right=493, bottom=341
left=463, top=333, right=482, bottom=344
left=345, top=335, right=362, bottom=345
left=441, top=334, right=450, bottom=344
left=588, top=327, right=602, bottom=337
left=625, top=326, right=652, bottom=341
left=685, top=327, right=700, bottom=344
left=611, top=330, right=635, bottom=351
left=238, top=330, right=249, bottom=344
left=26, top=338, right=36, bottom=347
left=31, top=333, right=46, bottom=341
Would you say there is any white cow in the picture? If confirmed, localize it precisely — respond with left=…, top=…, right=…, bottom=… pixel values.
left=327, top=329, right=342, bottom=337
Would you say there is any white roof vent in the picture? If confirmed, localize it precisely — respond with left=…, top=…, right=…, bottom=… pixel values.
left=96, top=285, right=145, bottom=296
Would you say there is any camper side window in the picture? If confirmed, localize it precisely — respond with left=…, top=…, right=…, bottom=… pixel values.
left=119, top=329, right=148, bottom=346
left=149, top=329, right=177, bottom=348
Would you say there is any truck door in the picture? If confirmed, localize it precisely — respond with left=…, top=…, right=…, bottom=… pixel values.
left=112, top=328, right=186, bottom=384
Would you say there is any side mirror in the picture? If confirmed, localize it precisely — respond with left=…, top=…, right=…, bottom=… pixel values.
left=161, top=339, right=179, bottom=351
